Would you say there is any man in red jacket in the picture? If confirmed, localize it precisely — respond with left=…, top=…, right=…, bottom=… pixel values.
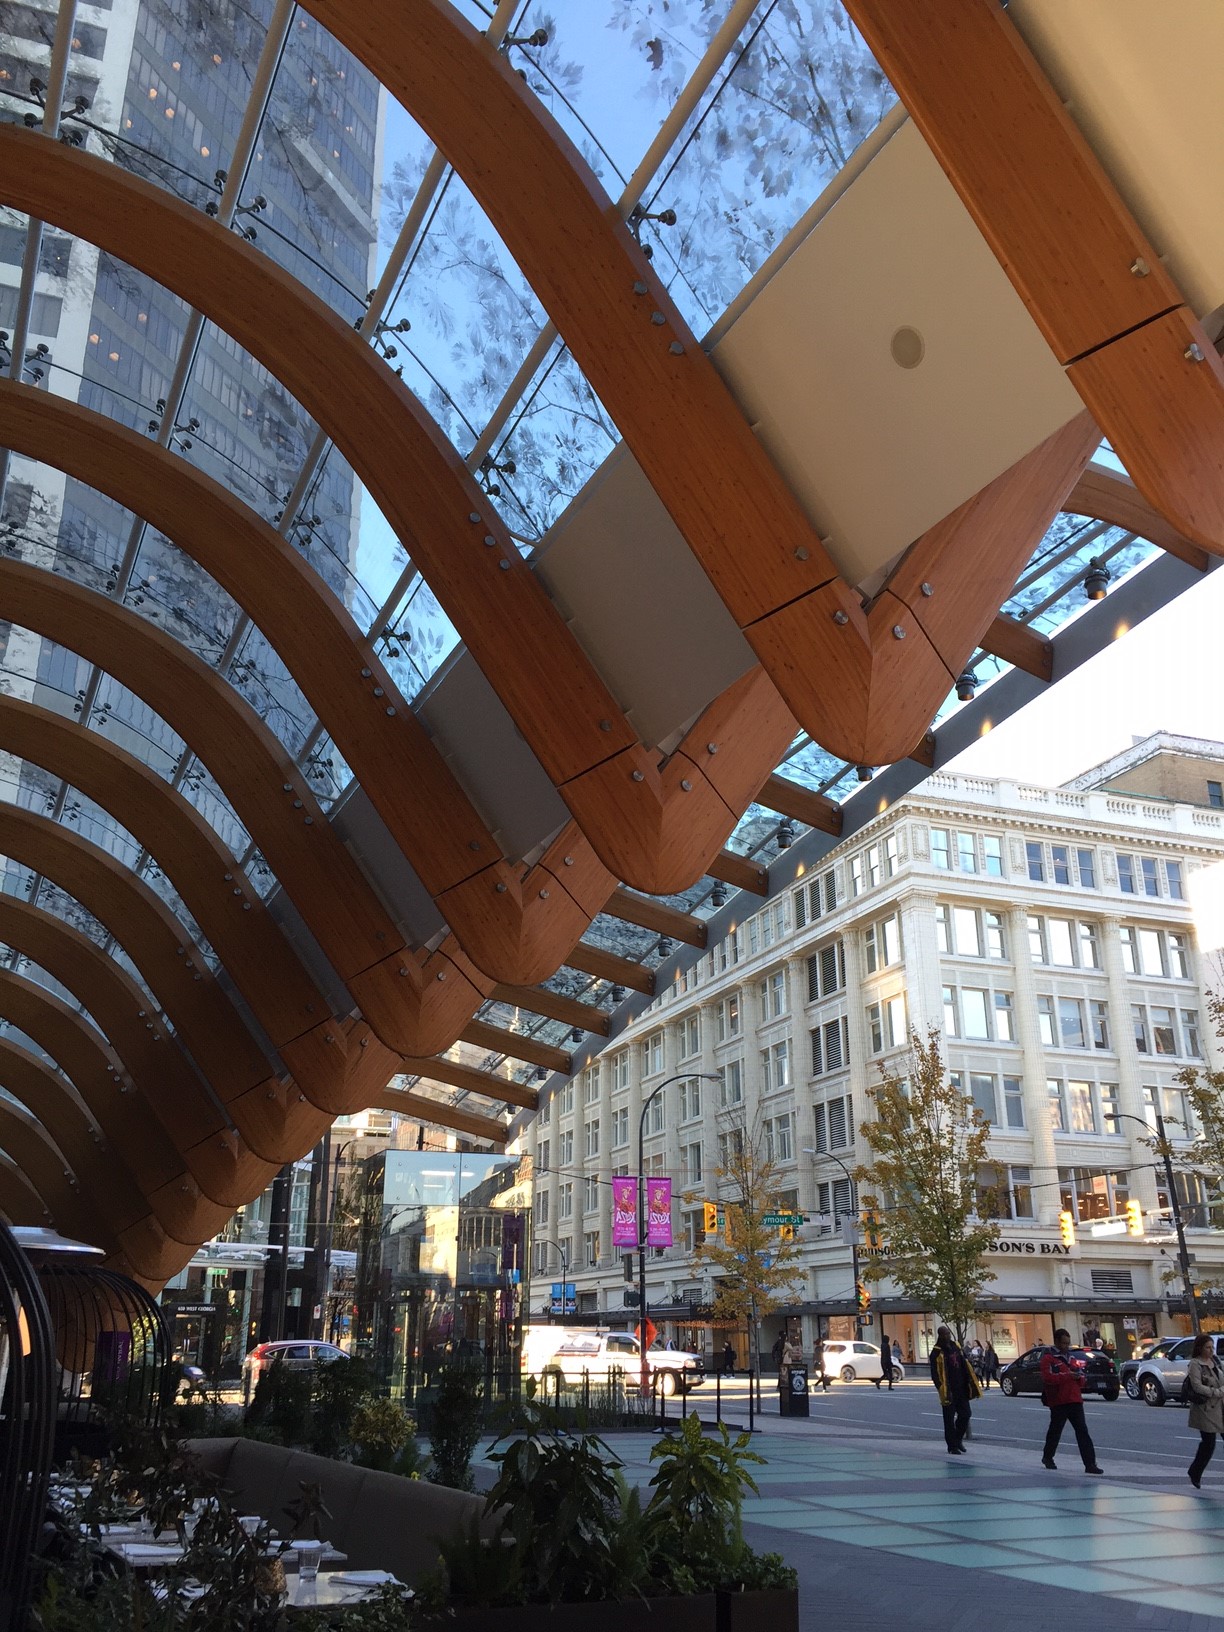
left=1040, top=1328, right=1103, bottom=1474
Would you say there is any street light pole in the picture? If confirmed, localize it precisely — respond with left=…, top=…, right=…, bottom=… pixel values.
left=1116, top=1110, right=1200, bottom=1335
left=803, top=1149, right=860, bottom=1336
left=638, top=1072, right=719, bottom=1398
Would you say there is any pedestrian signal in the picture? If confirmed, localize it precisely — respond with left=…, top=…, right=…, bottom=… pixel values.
left=1059, top=1209, right=1076, bottom=1248
left=1126, top=1199, right=1144, bottom=1236
left=703, top=1202, right=719, bottom=1235
left=855, top=1279, right=871, bottom=1311
left=778, top=1224, right=795, bottom=1242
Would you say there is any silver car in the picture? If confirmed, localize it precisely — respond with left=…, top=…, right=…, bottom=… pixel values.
left=1132, top=1333, right=1224, bottom=1406
left=819, top=1339, right=906, bottom=1383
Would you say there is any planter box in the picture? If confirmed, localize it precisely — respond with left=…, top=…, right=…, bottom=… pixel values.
left=425, top=1595, right=717, bottom=1631
left=718, top=1587, right=799, bottom=1632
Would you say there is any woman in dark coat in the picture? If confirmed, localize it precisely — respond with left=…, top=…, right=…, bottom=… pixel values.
left=878, top=1329, right=895, bottom=1391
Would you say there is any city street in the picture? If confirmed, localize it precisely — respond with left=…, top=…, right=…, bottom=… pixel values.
left=693, top=1374, right=1207, bottom=1473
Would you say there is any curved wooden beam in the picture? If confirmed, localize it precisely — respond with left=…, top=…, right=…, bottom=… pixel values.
left=840, top=0, right=1224, bottom=559
left=0, top=967, right=230, bottom=1247
left=0, top=1034, right=193, bottom=1281
left=373, top=1090, right=507, bottom=1147
left=292, top=0, right=1103, bottom=764
left=0, top=804, right=324, bottom=1170
left=0, top=1101, right=98, bottom=1245
left=1067, top=464, right=1211, bottom=573
left=0, top=686, right=354, bottom=1110
left=0, top=1150, right=52, bottom=1226
left=0, top=133, right=796, bottom=891
left=0, top=893, right=261, bottom=1210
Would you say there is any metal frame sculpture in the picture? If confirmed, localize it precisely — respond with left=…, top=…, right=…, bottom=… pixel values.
left=0, top=1220, right=55, bottom=1632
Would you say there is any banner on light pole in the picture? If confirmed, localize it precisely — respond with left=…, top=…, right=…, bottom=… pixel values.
left=646, top=1178, right=673, bottom=1248
left=611, top=1176, right=638, bottom=1247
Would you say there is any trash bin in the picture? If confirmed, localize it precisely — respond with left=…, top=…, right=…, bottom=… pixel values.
left=779, top=1362, right=810, bottom=1417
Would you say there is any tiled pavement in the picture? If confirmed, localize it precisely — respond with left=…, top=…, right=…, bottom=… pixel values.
left=479, top=1422, right=1224, bottom=1630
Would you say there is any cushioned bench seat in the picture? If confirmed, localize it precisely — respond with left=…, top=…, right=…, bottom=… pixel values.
left=185, top=1437, right=486, bottom=1586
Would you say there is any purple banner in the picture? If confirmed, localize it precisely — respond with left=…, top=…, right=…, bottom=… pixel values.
left=612, top=1176, right=638, bottom=1248
left=646, top=1178, right=673, bottom=1248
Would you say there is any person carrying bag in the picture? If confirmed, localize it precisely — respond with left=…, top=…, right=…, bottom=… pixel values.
left=1187, top=1334, right=1224, bottom=1489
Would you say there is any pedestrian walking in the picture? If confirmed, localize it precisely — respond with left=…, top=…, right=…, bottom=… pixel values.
left=982, top=1341, right=999, bottom=1390
left=722, top=1340, right=736, bottom=1377
left=1187, top=1333, right=1224, bottom=1489
left=771, top=1333, right=784, bottom=1371
left=879, top=1330, right=894, bottom=1391
left=1040, top=1328, right=1103, bottom=1475
left=813, top=1336, right=832, bottom=1391
left=892, top=1338, right=903, bottom=1367
left=930, top=1325, right=980, bottom=1454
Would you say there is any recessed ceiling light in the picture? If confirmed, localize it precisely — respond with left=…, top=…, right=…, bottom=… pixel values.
left=890, top=326, right=924, bottom=369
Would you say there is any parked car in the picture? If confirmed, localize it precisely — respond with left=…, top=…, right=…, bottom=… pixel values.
left=998, top=1345, right=1119, bottom=1401
left=1131, top=1333, right=1224, bottom=1406
left=1120, top=1336, right=1184, bottom=1399
left=241, top=1340, right=348, bottom=1396
left=818, top=1340, right=905, bottom=1383
left=526, top=1328, right=705, bottom=1395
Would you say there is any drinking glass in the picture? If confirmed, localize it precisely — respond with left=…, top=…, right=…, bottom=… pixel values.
left=296, top=1540, right=323, bottom=1584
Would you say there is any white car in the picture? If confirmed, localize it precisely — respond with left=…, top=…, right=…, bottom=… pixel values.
left=524, top=1327, right=705, bottom=1395
left=819, top=1339, right=905, bottom=1383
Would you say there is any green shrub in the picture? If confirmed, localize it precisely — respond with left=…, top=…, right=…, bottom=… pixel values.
left=427, top=1363, right=484, bottom=1491
left=349, top=1396, right=421, bottom=1476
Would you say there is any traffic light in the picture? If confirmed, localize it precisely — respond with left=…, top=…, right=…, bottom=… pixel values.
left=703, top=1202, right=719, bottom=1235
left=855, top=1279, right=871, bottom=1311
left=778, top=1224, right=795, bottom=1242
left=1059, top=1209, right=1076, bottom=1248
left=862, top=1207, right=881, bottom=1250
left=1126, top=1199, right=1144, bottom=1236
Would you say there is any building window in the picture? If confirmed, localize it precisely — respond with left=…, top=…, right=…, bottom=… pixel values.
left=717, top=1127, right=744, bottom=1168
left=559, top=1131, right=573, bottom=1167
left=682, top=1142, right=703, bottom=1185
left=584, top=1177, right=599, bottom=1214
left=994, top=992, right=1016, bottom=1043
left=583, top=1230, right=600, bottom=1268
left=866, top=994, right=906, bottom=1053
left=864, top=914, right=902, bottom=973
left=611, top=1108, right=629, bottom=1147
left=678, top=1077, right=702, bottom=1121
left=642, top=1032, right=664, bottom=1076
left=931, top=828, right=951, bottom=869
left=679, top=1015, right=700, bottom=1058
left=954, top=1070, right=1024, bottom=1130
left=760, top=1038, right=790, bottom=1094
left=1183, top=1010, right=1203, bottom=1058
left=559, top=1182, right=574, bottom=1220
left=1059, top=997, right=1087, bottom=1050
left=1047, top=1078, right=1065, bottom=1132
left=764, top=1113, right=793, bottom=1163
left=814, top=1094, right=854, bottom=1152
left=611, top=1051, right=630, bottom=1092
left=1090, top=1000, right=1110, bottom=1050
left=584, top=1119, right=600, bottom=1158
left=979, top=1164, right=1033, bottom=1220
left=534, top=1190, right=549, bottom=1227
left=1029, top=915, right=1099, bottom=968
left=557, top=1083, right=575, bottom=1115
left=942, top=905, right=1007, bottom=960
left=815, top=1176, right=855, bottom=1220
left=1132, top=1004, right=1151, bottom=1055
left=538, top=1138, right=551, bottom=1173
left=1118, top=852, right=1186, bottom=899
left=811, top=1016, right=849, bottom=1076
left=1037, top=995, right=1056, bottom=1047
left=583, top=1069, right=600, bottom=1105
left=1026, top=841, right=1045, bottom=882
left=1209, top=780, right=1223, bottom=808
left=808, top=940, right=846, bottom=1001
left=758, top=970, right=787, bottom=1021
left=1067, top=1079, right=1096, bottom=1133
left=647, top=1094, right=664, bottom=1134
left=716, top=993, right=741, bottom=1040
left=1060, top=1168, right=1129, bottom=1223
left=719, top=1060, right=743, bottom=1107
left=961, top=987, right=991, bottom=1040
left=942, top=984, right=958, bottom=1037
left=984, top=834, right=1004, bottom=877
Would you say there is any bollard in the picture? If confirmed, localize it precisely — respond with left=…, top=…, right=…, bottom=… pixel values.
left=748, top=1366, right=755, bottom=1433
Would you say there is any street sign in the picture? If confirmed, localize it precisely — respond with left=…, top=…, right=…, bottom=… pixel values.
left=763, top=1212, right=805, bottom=1227
left=839, top=1216, right=860, bottom=1246
left=636, top=1318, right=658, bottom=1351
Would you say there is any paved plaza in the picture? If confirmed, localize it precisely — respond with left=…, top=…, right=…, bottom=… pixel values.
left=480, top=1398, right=1224, bottom=1630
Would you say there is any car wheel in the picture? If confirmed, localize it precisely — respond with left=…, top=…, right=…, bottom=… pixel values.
left=1124, top=1374, right=1141, bottom=1400
left=659, top=1370, right=678, bottom=1397
left=1102, top=1386, right=1120, bottom=1402
left=1141, top=1375, right=1166, bottom=1407
left=840, top=1366, right=856, bottom=1382
left=999, top=1375, right=1017, bottom=1397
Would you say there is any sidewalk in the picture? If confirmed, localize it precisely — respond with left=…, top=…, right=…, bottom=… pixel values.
left=479, top=1414, right=1224, bottom=1631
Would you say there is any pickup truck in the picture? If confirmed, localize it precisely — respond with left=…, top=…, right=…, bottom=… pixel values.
left=526, top=1328, right=706, bottom=1395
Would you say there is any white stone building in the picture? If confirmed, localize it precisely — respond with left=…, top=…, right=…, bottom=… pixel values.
left=522, top=735, right=1224, bottom=1368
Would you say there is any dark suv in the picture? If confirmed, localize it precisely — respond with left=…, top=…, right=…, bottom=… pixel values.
left=998, top=1345, right=1120, bottom=1401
